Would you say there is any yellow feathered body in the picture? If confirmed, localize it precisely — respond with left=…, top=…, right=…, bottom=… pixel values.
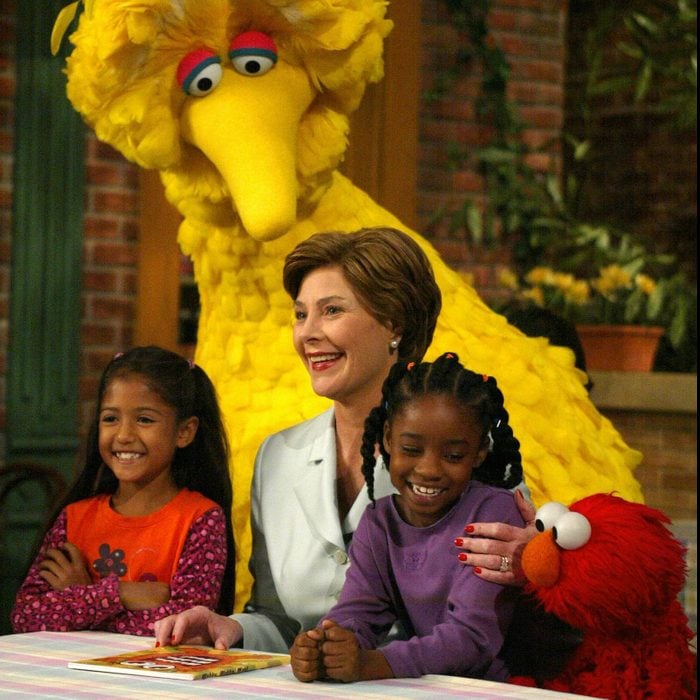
left=57, top=0, right=642, bottom=609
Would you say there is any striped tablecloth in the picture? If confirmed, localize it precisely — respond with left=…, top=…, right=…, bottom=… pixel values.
left=0, top=630, right=593, bottom=699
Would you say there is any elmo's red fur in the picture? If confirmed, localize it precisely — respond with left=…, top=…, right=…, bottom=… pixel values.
left=511, top=493, right=696, bottom=699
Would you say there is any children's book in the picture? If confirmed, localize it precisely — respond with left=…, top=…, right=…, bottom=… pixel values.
left=67, top=645, right=290, bottom=681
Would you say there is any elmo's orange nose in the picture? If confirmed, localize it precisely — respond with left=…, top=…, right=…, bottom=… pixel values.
left=521, top=529, right=561, bottom=587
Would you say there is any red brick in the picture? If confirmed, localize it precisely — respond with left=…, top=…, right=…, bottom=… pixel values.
left=82, top=270, right=119, bottom=292
left=83, top=216, right=121, bottom=239
left=92, top=242, right=137, bottom=266
left=93, top=191, right=138, bottom=214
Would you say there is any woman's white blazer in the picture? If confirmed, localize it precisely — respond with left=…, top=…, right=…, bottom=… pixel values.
left=232, top=408, right=395, bottom=653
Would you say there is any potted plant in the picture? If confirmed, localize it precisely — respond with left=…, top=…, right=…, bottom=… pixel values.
left=495, top=235, right=696, bottom=371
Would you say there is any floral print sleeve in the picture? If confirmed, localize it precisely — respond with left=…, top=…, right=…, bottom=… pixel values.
left=11, top=507, right=227, bottom=636
left=11, top=510, right=122, bottom=633
left=108, top=506, right=227, bottom=636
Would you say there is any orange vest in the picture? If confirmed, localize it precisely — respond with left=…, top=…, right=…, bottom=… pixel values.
left=66, top=489, right=218, bottom=584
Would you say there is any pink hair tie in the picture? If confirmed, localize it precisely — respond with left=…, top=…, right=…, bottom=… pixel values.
left=406, top=361, right=415, bottom=371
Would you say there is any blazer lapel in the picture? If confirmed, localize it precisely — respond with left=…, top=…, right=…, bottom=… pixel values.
left=293, top=411, right=346, bottom=553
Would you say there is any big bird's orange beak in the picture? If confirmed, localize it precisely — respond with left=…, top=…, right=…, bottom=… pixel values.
left=521, top=529, right=561, bottom=587
left=179, top=62, right=315, bottom=242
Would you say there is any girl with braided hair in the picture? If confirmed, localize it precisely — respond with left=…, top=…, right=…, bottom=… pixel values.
left=290, top=352, right=525, bottom=682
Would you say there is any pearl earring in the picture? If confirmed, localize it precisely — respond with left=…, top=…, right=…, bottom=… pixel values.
left=390, top=339, right=399, bottom=350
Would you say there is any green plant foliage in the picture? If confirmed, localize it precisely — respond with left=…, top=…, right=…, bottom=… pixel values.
left=429, top=0, right=696, bottom=369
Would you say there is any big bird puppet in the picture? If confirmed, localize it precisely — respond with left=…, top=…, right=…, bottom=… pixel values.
left=53, top=0, right=643, bottom=608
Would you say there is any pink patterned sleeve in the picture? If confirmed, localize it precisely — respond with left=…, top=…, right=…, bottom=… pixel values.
left=11, top=510, right=123, bottom=633
left=107, top=506, right=228, bottom=636
left=11, top=507, right=228, bottom=637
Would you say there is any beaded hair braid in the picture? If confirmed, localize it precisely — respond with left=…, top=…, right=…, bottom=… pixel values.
left=360, top=352, right=523, bottom=504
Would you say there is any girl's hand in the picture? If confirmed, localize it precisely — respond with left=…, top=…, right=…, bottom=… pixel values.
left=319, top=619, right=393, bottom=682
left=318, top=619, right=361, bottom=682
left=119, top=581, right=171, bottom=611
left=154, top=606, right=243, bottom=649
left=38, top=542, right=92, bottom=590
left=290, top=628, right=324, bottom=682
left=454, top=489, right=537, bottom=585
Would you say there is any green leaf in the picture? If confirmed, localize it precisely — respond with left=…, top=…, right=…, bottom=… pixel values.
left=635, top=60, right=653, bottom=102
left=668, top=304, right=688, bottom=348
left=465, top=202, right=483, bottom=245
left=646, top=282, right=666, bottom=319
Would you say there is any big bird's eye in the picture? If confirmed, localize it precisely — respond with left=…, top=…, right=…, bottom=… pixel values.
left=534, top=501, right=568, bottom=532
left=177, top=49, right=223, bottom=96
left=552, top=511, right=591, bottom=550
left=229, top=31, right=278, bottom=76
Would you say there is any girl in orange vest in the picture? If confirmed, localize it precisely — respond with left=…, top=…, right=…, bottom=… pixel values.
left=12, top=346, right=234, bottom=636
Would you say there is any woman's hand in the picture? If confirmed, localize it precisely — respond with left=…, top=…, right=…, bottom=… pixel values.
left=154, top=605, right=243, bottom=650
left=454, top=489, right=537, bottom=585
left=38, top=542, right=92, bottom=590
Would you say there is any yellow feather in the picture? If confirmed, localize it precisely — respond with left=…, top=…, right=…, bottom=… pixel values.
left=50, top=1, right=81, bottom=55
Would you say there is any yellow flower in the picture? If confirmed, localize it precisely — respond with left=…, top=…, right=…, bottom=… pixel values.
left=522, top=286, right=545, bottom=306
left=563, top=279, right=590, bottom=305
left=553, top=272, right=576, bottom=292
left=592, top=264, right=632, bottom=296
left=525, top=266, right=555, bottom=286
left=635, top=273, right=657, bottom=295
left=497, top=267, right=519, bottom=290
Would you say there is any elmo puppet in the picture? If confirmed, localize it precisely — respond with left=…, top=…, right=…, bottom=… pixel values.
left=512, top=494, right=696, bottom=699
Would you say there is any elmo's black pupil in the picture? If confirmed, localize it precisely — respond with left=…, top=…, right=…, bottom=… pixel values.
left=246, top=60, right=261, bottom=74
left=197, top=78, right=213, bottom=91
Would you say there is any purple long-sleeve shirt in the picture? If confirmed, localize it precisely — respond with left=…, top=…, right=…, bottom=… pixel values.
left=324, top=481, right=524, bottom=679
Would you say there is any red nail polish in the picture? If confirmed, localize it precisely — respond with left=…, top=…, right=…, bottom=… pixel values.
left=458, top=552, right=467, bottom=562
left=155, top=641, right=160, bottom=648
left=454, top=537, right=463, bottom=547
left=474, top=567, right=482, bottom=574
left=465, top=525, right=475, bottom=533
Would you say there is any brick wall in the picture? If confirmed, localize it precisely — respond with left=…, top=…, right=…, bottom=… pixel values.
left=419, top=0, right=568, bottom=297
left=78, top=138, right=140, bottom=441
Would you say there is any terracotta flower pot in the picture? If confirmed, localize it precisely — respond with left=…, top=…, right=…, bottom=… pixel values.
left=576, top=324, right=665, bottom=372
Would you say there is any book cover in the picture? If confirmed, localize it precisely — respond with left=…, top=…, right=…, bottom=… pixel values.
left=67, top=645, right=290, bottom=681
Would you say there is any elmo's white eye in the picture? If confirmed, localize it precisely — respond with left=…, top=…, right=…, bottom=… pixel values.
left=553, top=511, right=591, bottom=550
left=177, top=49, right=222, bottom=96
left=534, top=501, right=568, bottom=532
left=229, top=31, right=278, bottom=77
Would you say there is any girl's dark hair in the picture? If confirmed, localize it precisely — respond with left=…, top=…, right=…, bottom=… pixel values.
left=360, top=352, right=523, bottom=504
left=54, top=346, right=235, bottom=614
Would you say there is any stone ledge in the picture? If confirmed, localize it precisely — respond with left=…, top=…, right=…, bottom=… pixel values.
left=589, top=371, right=697, bottom=413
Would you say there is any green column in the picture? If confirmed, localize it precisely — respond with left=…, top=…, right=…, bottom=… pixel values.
left=1, top=1, right=85, bottom=634
left=8, top=1, right=84, bottom=475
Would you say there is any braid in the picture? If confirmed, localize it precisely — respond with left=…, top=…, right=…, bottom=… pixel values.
left=360, top=406, right=385, bottom=506
left=360, top=353, right=523, bottom=503
left=471, top=376, right=523, bottom=489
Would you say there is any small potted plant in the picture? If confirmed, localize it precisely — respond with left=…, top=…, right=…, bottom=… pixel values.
left=495, top=242, right=695, bottom=371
